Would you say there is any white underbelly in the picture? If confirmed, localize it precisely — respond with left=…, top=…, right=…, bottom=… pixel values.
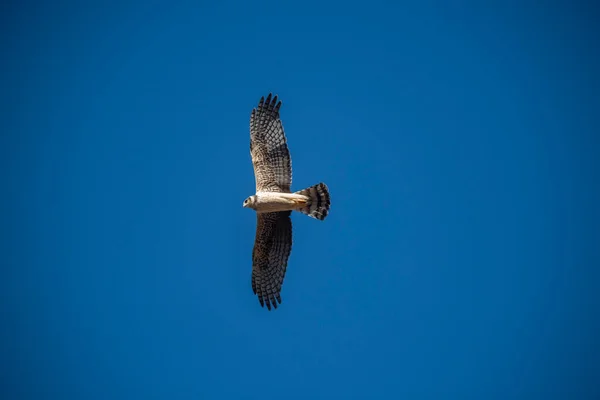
left=255, top=192, right=307, bottom=213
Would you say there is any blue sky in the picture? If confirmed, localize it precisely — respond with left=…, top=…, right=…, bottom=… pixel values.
left=2, top=1, right=599, bottom=399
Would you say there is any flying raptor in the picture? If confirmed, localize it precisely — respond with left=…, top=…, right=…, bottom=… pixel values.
left=243, top=94, right=331, bottom=310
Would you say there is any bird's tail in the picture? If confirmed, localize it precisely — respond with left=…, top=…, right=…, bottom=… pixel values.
left=294, top=183, right=331, bottom=221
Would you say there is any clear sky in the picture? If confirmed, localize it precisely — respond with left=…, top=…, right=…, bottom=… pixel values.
left=2, top=1, right=599, bottom=399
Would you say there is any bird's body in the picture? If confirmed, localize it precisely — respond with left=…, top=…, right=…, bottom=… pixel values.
left=245, top=192, right=308, bottom=213
left=243, top=93, right=331, bottom=310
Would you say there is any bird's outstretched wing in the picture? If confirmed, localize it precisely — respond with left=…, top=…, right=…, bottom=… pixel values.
left=251, top=211, right=292, bottom=310
left=250, top=94, right=292, bottom=193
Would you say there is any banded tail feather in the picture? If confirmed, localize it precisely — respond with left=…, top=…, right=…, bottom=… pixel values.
left=295, top=183, right=331, bottom=221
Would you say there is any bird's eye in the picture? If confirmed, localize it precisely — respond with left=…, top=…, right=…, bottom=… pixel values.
left=244, top=199, right=248, bottom=203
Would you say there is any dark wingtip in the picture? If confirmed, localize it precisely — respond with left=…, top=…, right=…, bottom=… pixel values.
left=256, top=296, right=282, bottom=311
left=257, top=93, right=283, bottom=112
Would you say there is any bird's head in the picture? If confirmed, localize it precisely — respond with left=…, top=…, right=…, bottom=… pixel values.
left=243, top=195, right=256, bottom=209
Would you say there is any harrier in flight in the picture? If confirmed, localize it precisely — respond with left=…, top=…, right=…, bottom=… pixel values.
left=243, top=94, right=331, bottom=310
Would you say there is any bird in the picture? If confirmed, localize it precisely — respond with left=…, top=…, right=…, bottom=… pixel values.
left=243, top=93, right=331, bottom=310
